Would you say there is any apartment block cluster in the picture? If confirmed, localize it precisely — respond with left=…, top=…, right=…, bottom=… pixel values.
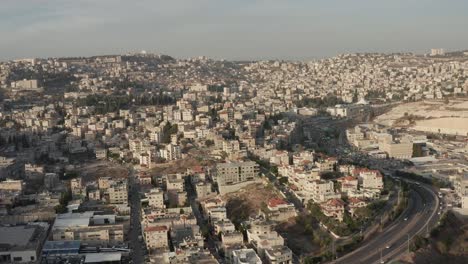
left=0, top=172, right=132, bottom=263
left=0, top=50, right=467, bottom=263
left=140, top=181, right=207, bottom=263
left=2, top=51, right=466, bottom=185
left=273, top=150, right=383, bottom=222
left=199, top=194, right=294, bottom=264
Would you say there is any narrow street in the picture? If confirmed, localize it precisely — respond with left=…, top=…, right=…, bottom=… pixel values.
left=186, top=179, right=224, bottom=263
left=128, top=168, right=145, bottom=264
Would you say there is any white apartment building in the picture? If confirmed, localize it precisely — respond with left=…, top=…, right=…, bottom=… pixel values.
left=265, top=245, right=293, bottom=264
left=144, top=225, right=169, bottom=250
left=160, top=144, right=182, bottom=161
left=247, top=220, right=285, bottom=258
left=379, top=138, right=413, bottom=159
left=139, top=152, right=151, bottom=167
left=108, top=181, right=128, bottom=204
left=147, top=188, right=165, bottom=209
left=355, top=169, right=384, bottom=190
left=231, top=249, right=262, bottom=264
left=304, top=180, right=337, bottom=203
left=216, top=161, right=259, bottom=186
left=222, top=140, right=240, bottom=154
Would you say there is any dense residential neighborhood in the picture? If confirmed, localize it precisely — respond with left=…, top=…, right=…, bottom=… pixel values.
left=0, top=51, right=467, bottom=264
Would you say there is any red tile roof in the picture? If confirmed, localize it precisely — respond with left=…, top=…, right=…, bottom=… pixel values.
left=324, top=198, right=345, bottom=207
left=352, top=168, right=382, bottom=178
left=338, top=176, right=357, bottom=182
left=268, top=198, right=287, bottom=207
left=348, top=197, right=363, bottom=204
left=145, top=225, right=168, bottom=232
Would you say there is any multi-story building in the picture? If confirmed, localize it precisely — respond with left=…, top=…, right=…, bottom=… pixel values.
left=147, top=188, right=165, bottom=209
left=247, top=220, right=285, bottom=258
left=11, top=79, right=39, bottom=90
left=166, top=174, right=185, bottom=192
left=306, top=180, right=337, bottom=203
left=160, top=144, right=182, bottom=161
left=0, top=224, right=48, bottom=263
left=216, top=161, right=258, bottom=186
left=0, top=179, right=23, bottom=192
left=337, top=176, right=359, bottom=194
left=222, top=140, right=240, bottom=154
left=354, top=168, right=384, bottom=190
left=231, top=249, right=262, bottom=264
left=213, top=219, right=236, bottom=234
left=70, top=178, right=82, bottom=190
left=262, top=198, right=297, bottom=222
left=139, top=152, right=151, bottom=167
left=108, top=181, right=128, bottom=204
left=264, top=245, right=293, bottom=264
left=52, top=212, right=124, bottom=246
left=144, top=225, right=169, bottom=250
left=316, top=157, right=337, bottom=173
left=220, top=231, right=243, bottom=248
left=320, top=198, right=345, bottom=222
left=379, top=138, right=413, bottom=159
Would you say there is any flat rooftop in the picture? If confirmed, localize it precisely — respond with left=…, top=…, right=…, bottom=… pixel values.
left=42, top=240, right=81, bottom=251
left=0, top=226, right=36, bottom=247
left=84, top=253, right=122, bottom=263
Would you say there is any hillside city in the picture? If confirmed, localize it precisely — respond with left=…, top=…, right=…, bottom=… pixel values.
left=0, top=49, right=468, bottom=264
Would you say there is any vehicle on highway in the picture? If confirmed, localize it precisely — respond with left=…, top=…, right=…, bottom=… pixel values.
left=385, top=244, right=391, bottom=249
left=404, top=217, right=408, bottom=221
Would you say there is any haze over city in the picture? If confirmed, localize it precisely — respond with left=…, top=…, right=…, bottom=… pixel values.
left=1, top=0, right=468, bottom=60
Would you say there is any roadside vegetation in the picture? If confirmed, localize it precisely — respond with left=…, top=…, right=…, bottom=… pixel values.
left=400, top=211, right=468, bottom=264
left=395, top=170, right=451, bottom=188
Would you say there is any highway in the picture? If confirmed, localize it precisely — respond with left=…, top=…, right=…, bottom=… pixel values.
left=333, top=181, right=440, bottom=264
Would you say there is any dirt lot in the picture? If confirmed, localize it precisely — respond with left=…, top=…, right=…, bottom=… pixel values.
left=78, top=161, right=129, bottom=183
left=373, top=99, right=468, bottom=128
left=224, top=182, right=281, bottom=225
left=149, top=156, right=213, bottom=176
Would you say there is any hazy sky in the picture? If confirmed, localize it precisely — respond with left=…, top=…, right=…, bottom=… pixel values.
left=1, top=0, right=467, bottom=60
